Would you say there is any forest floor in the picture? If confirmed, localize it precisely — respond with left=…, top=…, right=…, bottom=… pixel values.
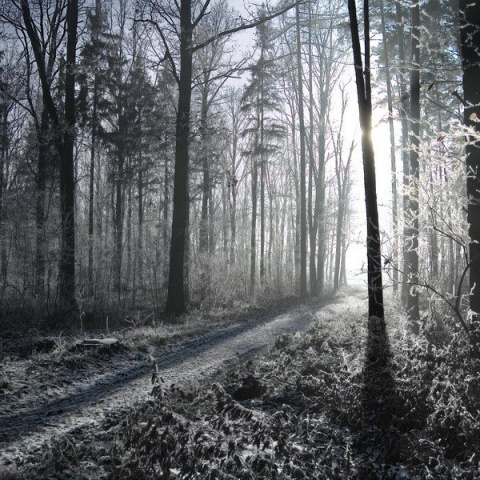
left=0, top=288, right=362, bottom=478
left=2, top=286, right=479, bottom=479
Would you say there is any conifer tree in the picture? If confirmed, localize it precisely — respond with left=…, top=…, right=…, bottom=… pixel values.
left=241, top=16, right=285, bottom=291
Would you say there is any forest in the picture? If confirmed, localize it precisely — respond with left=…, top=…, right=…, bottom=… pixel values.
left=0, top=0, right=480, bottom=478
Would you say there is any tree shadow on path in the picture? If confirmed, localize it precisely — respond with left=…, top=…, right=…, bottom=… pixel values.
left=356, top=314, right=399, bottom=477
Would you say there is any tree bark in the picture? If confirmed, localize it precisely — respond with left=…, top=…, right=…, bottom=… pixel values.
left=88, top=59, right=99, bottom=294
left=396, top=0, right=411, bottom=305
left=404, top=0, right=421, bottom=330
left=165, top=0, right=193, bottom=315
left=307, top=0, right=317, bottom=294
left=59, top=0, right=78, bottom=312
left=250, top=152, right=258, bottom=294
left=296, top=3, right=308, bottom=298
left=137, top=168, right=144, bottom=291
left=0, top=88, right=7, bottom=282
left=199, top=87, right=210, bottom=300
left=348, top=0, right=384, bottom=318
left=35, top=106, right=49, bottom=294
left=460, top=0, right=480, bottom=342
left=114, top=153, right=124, bottom=293
left=21, top=0, right=78, bottom=312
left=379, top=0, right=399, bottom=292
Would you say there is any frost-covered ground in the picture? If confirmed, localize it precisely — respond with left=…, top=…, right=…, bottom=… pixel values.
left=0, top=288, right=365, bottom=473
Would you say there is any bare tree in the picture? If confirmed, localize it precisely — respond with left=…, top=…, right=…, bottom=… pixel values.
left=20, top=0, right=78, bottom=312
left=141, top=0, right=301, bottom=314
left=347, top=0, right=384, bottom=318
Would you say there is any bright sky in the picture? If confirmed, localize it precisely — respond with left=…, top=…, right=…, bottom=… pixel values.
left=224, top=0, right=394, bottom=284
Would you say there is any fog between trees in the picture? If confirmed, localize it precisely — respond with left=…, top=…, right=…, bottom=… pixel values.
left=0, top=0, right=479, bottom=348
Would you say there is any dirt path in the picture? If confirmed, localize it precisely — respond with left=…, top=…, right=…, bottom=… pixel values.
left=0, top=288, right=365, bottom=468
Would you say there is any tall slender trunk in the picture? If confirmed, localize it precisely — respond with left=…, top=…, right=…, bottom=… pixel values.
left=334, top=197, right=345, bottom=291
left=296, top=3, right=308, bottom=298
left=58, top=0, right=78, bottom=311
left=138, top=169, right=144, bottom=290
left=88, top=68, right=98, bottom=293
left=405, top=0, right=421, bottom=330
left=379, top=0, right=398, bottom=291
left=250, top=153, right=258, bottom=293
left=0, top=97, right=7, bottom=282
left=348, top=0, right=384, bottom=318
left=34, top=106, right=48, bottom=294
left=162, top=154, right=169, bottom=280
left=307, top=1, right=317, bottom=292
left=222, top=177, right=228, bottom=261
left=199, top=90, right=210, bottom=300
left=268, top=185, right=274, bottom=281
left=260, top=139, right=265, bottom=285
left=396, top=0, right=411, bottom=304
left=208, top=187, right=214, bottom=254
left=229, top=165, right=237, bottom=266
left=315, top=131, right=326, bottom=294
left=126, top=180, right=132, bottom=291
left=259, top=48, right=266, bottom=286
left=114, top=154, right=124, bottom=293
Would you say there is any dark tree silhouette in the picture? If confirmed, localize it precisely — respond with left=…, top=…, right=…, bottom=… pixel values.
left=159, top=0, right=302, bottom=315
left=347, top=0, right=384, bottom=318
left=21, top=0, right=78, bottom=312
left=460, top=0, right=480, bottom=343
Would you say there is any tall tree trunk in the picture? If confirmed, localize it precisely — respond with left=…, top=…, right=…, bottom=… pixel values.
left=260, top=140, right=265, bottom=286
left=307, top=1, right=317, bottom=293
left=259, top=48, right=266, bottom=287
left=379, top=0, right=398, bottom=292
left=250, top=153, right=258, bottom=293
left=138, top=169, right=144, bottom=291
left=396, top=0, right=411, bottom=304
left=296, top=3, right=308, bottom=298
left=58, top=0, right=78, bottom=311
left=348, top=0, right=384, bottom=319
left=165, top=0, right=193, bottom=315
left=404, top=0, right=420, bottom=330
left=88, top=64, right=99, bottom=294
left=88, top=0, right=101, bottom=294
left=0, top=95, right=7, bottom=282
left=334, top=197, right=345, bottom=291
left=126, top=180, right=132, bottom=292
left=208, top=186, right=214, bottom=254
left=21, top=0, right=78, bottom=312
left=162, top=152, right=169, bottom=281
left=199, top=90, right=210, bottom=300
left=229, top=167, right=237, bottom=266
left=114, top=155, right=124, bottom=293
left=460, top=0, right=480, bottom=344
left=35, top=107, right=49, bottom=294
left=315, top=128, right=326, bottom=294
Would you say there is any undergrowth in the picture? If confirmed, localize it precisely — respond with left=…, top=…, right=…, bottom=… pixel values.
left=21, top=300, right=480, bottom=479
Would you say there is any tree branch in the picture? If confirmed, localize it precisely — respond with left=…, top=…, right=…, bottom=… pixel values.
left=192, top=1, right=304, bottom=53
left=192, top=0, right=211, bottom=29
left=135, top=18, right=180, bottom=84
